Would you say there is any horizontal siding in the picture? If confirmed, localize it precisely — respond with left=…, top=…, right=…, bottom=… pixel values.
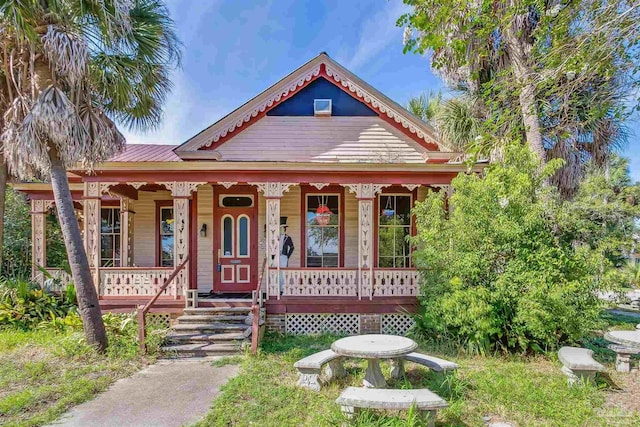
left=344, top=192, right=358, bottom=268
left=197, top=185, right=213, bottom=293
left=216, top=116, right=428, bottom=163
left=132, top=190, right=172, bottom=267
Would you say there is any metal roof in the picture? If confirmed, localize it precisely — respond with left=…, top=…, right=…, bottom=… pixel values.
left=109, top=144, right=181, bottom=162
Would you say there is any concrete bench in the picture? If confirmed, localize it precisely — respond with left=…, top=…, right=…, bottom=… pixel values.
left=294, top=349, right=346, bottom=391
left=390, top=352, right=459, bottom=379
left=336, top=386, right=448, bottom=427
left=608, top=344, right=640, bottom=372
left=558, top=346, right=605, bottom=385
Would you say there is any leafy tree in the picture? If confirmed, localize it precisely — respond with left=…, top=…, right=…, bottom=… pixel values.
left=412, top=144, right=636, bottom=353
left=400, top=0, right=640, bottom=195
left=2, top=188, right=31, bottom=279
left=0, top=0, right=181, bottom=351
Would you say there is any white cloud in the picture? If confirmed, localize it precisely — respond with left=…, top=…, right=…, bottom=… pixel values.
left=340, top=1, right=410, bottom=71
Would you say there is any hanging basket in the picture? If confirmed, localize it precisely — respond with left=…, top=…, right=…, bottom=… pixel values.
left=315, top=205, right=332, bottom=226
left=382, top=209, right=395, bottom=218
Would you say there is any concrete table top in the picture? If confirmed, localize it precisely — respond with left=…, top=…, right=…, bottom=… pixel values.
left=331, top=334, right=418, bottom=359
left=605, top=325, right=640, bottom=349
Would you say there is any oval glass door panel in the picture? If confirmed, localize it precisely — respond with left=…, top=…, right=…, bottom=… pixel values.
left=238, top=215, right=249, bottom=257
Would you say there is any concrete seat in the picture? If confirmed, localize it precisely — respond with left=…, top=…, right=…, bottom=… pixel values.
left=558, top=346, right=605, bottom=385
left=389, top=352, right=459, bottom=380
left=294, top=349, right=346, bottom=391
left=336, top=386, right=448, bottom=427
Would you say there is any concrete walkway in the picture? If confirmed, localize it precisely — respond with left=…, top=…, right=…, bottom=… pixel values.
left=48, top=358, right=238, bottom=427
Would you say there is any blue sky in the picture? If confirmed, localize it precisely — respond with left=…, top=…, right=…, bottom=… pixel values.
left=121, top=0, right=640, bottom=181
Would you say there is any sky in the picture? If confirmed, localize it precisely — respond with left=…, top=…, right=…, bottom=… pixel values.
left=121, top=0, right=640, bottom=181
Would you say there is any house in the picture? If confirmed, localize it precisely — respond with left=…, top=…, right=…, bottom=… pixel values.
left=15, top=53, right=478, bottom=337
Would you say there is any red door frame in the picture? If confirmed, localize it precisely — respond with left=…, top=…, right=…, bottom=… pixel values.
left=212, top=185, right=258, bottom=293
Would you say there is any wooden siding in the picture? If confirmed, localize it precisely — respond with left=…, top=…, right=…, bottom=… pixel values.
left=196, top=185, right=214, bottom=293
left=215, top=117, right=429, bottom=163
left=132, top=190, right=172, bottom=267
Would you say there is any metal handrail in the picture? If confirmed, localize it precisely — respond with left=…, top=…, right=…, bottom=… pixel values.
left=137, top=255, right=190, bottom=352
left=250, top=258, right=268, bottom=353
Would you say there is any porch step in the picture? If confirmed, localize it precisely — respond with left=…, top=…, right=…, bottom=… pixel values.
left=183, top=307, right=252, bottom=315
left=167, top=331, right=248, bottom=343
left=172, top=323, right=249, bottom=334
left=161, top=342, right=243, bottom=357
left=175, top=314, right=248, bottom=324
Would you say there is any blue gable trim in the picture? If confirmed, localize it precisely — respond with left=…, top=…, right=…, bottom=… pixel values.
left=266, top=78, right=377, bottom=116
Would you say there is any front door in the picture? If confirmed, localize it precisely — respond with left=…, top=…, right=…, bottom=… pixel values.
left=213, top=187, right=258, bottom=293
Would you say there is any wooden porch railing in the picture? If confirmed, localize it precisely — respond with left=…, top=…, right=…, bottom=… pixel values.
left=250, top=258, right=268, bottom=354
left=137, top=255, right=189, bottom=352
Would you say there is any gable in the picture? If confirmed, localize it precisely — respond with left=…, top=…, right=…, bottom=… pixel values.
left=175, top=53, right=445, bottom=158
left=266, top=78, right=377, bottom=117
left=213, top=116, right=429, bottom=163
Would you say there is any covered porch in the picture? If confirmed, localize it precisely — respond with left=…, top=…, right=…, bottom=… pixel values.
left=23, top=179, right=454, bottom=306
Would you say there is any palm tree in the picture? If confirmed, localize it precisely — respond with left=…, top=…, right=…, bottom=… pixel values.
left=407, top=92, right=483, bottom=153
left=0, top=0, right=181, bottom=351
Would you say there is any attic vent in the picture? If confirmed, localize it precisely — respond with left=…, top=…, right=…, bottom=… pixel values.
left=314, top=99, right=332, bottom=116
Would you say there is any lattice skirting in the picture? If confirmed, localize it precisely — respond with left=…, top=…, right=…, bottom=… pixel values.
left=285, top=314, right=360, bottom=335
left=145, top=313, right=172, bottom=330
left=381, top=313, right=415, bottom=335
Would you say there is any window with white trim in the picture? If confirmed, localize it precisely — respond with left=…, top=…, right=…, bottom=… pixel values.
left=378, top=194, right=412, bottom=268
left=100, top=207, right=120, bottom=267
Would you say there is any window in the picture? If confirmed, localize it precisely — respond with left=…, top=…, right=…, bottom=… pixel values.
left=159, top=206, right=174, bottom=267
left=100, top=207, right=120, bottom=267
left=378, top=195, right=412, bottom=268
left=314, top=99, right=332, bottom=116
left=219, top=195, right=254, bottom=208
left=306, top=194, right=340, bottom=267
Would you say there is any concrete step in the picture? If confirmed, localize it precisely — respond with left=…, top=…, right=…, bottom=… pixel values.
left=167, top=331, right=248, bottom=343
left=161, top=342, right=244, bottom=357
left=183, top=307, right=252, bottom=315
left=172, top=323, right=249, bottom=334
left=176, top=314, right=248, bottom=324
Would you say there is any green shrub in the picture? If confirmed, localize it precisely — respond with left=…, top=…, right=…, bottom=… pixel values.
left=412, top=145, right=630, bottom=354
left=0, top=278, right=77, bottom=329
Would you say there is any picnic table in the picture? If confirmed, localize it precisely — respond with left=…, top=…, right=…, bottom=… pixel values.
left=331, top=334, right=418, bottom=388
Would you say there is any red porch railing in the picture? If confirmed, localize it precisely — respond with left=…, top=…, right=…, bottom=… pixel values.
left=137, top=255, right=189, bottom=352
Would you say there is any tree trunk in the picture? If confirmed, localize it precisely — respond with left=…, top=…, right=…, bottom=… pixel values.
left=504, top=19, right=546, bottom=165
left=0, top=157, right=7, bottom=275
left=48, top=146, right=107, bottom=351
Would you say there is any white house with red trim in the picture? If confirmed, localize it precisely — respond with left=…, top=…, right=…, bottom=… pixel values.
left=16, top=53, right=478, bottom=342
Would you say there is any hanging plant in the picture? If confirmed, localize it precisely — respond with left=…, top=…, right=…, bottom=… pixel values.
left=382, top=196, right=394, bottom=217
left=316, top=204, right=332, bottom=226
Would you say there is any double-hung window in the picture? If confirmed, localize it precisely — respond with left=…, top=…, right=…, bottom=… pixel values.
left=378, top=194, right=412, bottom=268
left=305, top=194, right=340, bottom=267
left=159, top=206, right=174, bottom=267
left=100, top=207, right=120, bottom=267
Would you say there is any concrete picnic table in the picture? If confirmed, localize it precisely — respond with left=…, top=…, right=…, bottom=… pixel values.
left=331, top=334, right=418, bottom=388
left=604, top=324, right=640, bottom=349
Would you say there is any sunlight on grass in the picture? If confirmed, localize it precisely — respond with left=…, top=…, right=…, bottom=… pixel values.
left=194, top=331, right=640, bottom=427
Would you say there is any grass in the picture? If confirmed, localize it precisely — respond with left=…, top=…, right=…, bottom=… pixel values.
left=0, top=315, right=162, bottom=427
left=194, top=317, right=640, bottom=427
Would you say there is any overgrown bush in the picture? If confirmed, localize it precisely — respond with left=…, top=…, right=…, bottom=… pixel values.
left=412, top=145, right=635, bottom=354
left=0, top=277, right=77, bottom=328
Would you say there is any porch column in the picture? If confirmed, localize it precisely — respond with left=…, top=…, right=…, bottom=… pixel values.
left=344, top=184, right=389, bottom=300
left=30, top=200, right=51, bottom=284
left=433, top=184, right=453, bottom=214
left=84, top=182, right=103, bottom=292
left=119, top=197, right=134, bottom=267
left=250, top=182, right=294, bottom=300
left=159, top=182, right=205, bottom=298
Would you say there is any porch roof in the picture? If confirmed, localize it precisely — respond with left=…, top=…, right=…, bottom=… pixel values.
left=109, top=144, right=182, bottom=162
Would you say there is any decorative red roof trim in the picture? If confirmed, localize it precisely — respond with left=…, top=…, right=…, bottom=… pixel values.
left=200, top=64, right=440, bottom=152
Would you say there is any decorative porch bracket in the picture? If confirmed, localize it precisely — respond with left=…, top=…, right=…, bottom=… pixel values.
left=158, top=181, right=205, bottom=297
left=343, top=184, right=390, bottom=300
left=249, top=182, right=295, bottom=299
left=431, top=184, right=453, bottom=214
left=30, top=199, right=53, bottom=284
